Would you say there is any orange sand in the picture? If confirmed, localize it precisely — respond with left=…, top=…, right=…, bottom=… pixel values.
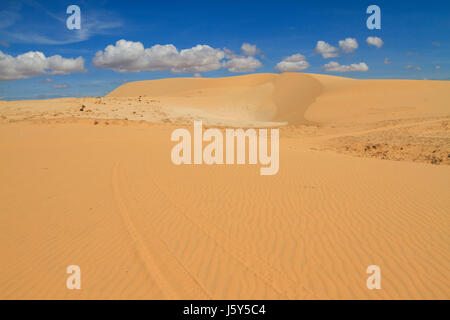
left=0, top=73, right=449, bottom=299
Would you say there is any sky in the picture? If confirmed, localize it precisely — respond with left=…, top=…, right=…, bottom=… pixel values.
left=0, top=0, right=448, bottom=100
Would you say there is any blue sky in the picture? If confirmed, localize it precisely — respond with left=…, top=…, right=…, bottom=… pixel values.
left=0, top=0, right=448, bottom=100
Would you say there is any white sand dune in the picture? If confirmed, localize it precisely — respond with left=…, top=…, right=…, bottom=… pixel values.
left=0, top=73, right=449, bottom=299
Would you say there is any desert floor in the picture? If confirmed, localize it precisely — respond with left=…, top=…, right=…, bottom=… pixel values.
left=0, top=73, right=449, bottom=299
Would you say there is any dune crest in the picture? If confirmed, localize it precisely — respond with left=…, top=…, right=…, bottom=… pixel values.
left=106, top=73, right=449, bottom=126
left=107, top=73, right=324, bottom=125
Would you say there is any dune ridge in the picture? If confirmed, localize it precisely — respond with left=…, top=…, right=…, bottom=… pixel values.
left=105, top=72, right=449, bottom=125
left=107, top=73, right=325, bottom=125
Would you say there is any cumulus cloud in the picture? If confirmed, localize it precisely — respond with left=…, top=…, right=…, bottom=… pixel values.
left=323, top=61, right=369, bottom=72
left=338, top=38, right=358, bottom=53
left=0, top=50, right=85, bottom=81
left=93, top=39, right=263, bottom=74
left=46, top=55, right=86, bottom=75
left=366, top=36, right=384, bottom=48
left=223, top=48, right=237, bottom=59
left=275, top=53, right=310, bottom=72
left=241, top=43, right=260, bottom=56
left=172, top=45, right=226, bottom=73
left=435, top=65, right=441, bottom=70
left=315, top=41, right=339, bottom=58
left=223, top=56, right=262, bottom=72
left=193, top=73, right=203, bottom=78
left=93, top=39, right=225, bottom=73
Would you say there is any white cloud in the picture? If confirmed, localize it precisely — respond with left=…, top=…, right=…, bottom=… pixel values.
left=223, top=48, right=237, bottom=59
left=315, top=41, right=339, bottom=58
left=384, top=58, right=391, bottom=64
left=0, top=50, right=85, bottom=81
left=193, top=73, right=203, bottom=78
left=435, top=65, right=441, bottom=70
left=93, top=39, right=263, bottom=74
left=323, top=61, right=369, bottom=72
left=223, top=56, right=262, bottom=72
left=46, top=55, right=85, bottom=75
left=275, top=53, right=310, bottom=72
left=173, top=45, right=225, bottom=73
left=366, top=36, right=384, bottom=48
left=93, top=39, right=225, bottom=73
left=241, top=43, right=260, bottom=56
left=338, top=38, right=358, bottom=53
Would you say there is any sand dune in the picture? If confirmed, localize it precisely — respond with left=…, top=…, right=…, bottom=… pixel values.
left=0, top=73, right=449, bottom=299
left=107, top=73, right=323, bottom=125
left=107, top=73, right=449, bottom=125
left=305, top=75, right=450, bottom=124
left=1, top=72, right=449, bottom=128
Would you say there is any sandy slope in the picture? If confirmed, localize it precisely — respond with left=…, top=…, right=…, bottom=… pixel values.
left=0, top=73, right=449, bottom=299
left=107, top=73, right=323, bottom=126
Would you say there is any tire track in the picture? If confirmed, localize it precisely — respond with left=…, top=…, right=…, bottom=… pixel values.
left=141, top=164, right=316, bottom=299
left=111, top=161, right=180, bottom=299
